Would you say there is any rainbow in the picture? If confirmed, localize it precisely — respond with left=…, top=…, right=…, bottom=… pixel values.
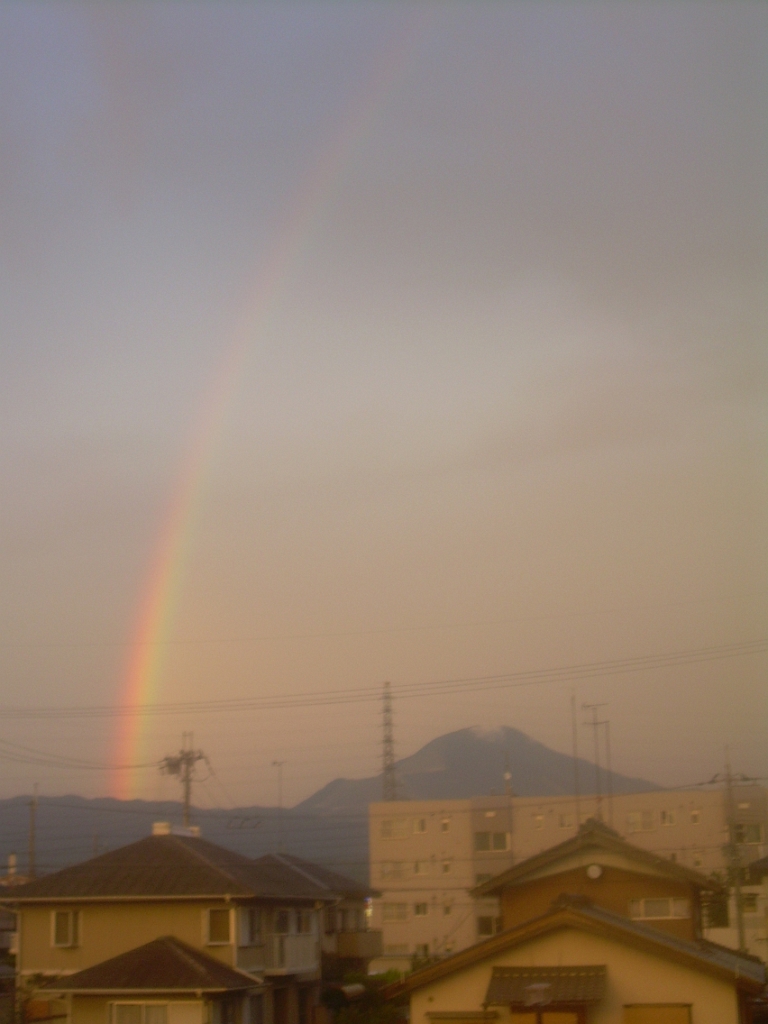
left=112, top=11, right=430, bottom=798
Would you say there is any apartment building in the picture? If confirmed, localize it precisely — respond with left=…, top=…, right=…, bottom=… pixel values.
left=510, top=784, right=767, bottom=876
left=369, top=785, right=768, bottom=967
left=368, top=797, right=515, bottom=968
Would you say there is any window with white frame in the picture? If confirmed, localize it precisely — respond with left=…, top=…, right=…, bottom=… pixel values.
left=207, top=908, right=231, bottom=944
left=239, top=906, right=261, bottom=946
left=52, top=910, right=80, bottom=948
left=380, top=818, right=410, bottom=839
left=380, top=861, right=405, bottom=880
left=112, top=1005, right=167, bottom=1024
left=629, top=898, right=690, bottom=920
left=382, top=903, right=407, bottom=921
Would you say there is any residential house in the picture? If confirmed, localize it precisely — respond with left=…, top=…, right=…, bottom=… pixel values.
left=4, top=825, right=378, bottom=1024
left=704, top=853, right=768, bottom=960
left=385, top=821, right=765, bottom=1022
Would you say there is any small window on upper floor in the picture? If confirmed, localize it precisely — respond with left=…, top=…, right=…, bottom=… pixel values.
left=533, top=813, right=544, bottom=829
left=239, top=906, right=261, bottom=946
left=207, top=908, right=231, bottom=945
left=441, top=860, right=451, bottom=873
left=474, top=831, right=492, bottom=852
left=382, top=903, right=407, bottom=922
left=52, top=910, right=80, bottom=948
left=381, top=818, right=410, bottom=839
left=413, top=860, right=430, bottom=876
left=629, top=898, right=690, bottom=920
left=660, top=810, right=676, bottom=826
left=273, top=909, right=291, bottom=934
left=690, top=809, right=701, bottom=824
left=441, top=818, right=450, bottom=832
left=741, top=892, right=759, bottom=914
left=414, top=818, right=427, bottom=834
left=492, top=832, right=508, bottom=851
left=413, top=903, right=428, bottom=917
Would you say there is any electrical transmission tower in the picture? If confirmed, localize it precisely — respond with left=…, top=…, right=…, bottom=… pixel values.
left=382, top=682, right=398, bottom=801
left=160, top=732, right=208, bottom=828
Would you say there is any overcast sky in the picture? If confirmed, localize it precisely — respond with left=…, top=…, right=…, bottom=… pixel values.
left=1, top=1, right=766, bottom=809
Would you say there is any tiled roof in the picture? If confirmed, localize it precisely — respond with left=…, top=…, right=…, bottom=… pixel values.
left=46, top=936, right=257, bottom=993
left=257, top=854, right=376, bottom=899
left=6, top=835, right=341, bottom=902
left=484, top=965, right=606, bottom=1007
left=473, top=818, right=724, bottom=898
left=387, top=894, right=766, bottom=998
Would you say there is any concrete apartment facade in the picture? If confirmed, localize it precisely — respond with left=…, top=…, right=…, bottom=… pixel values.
left=368, top=797, right=516, bottom=966
left=369, top=785, right=768, bottom=967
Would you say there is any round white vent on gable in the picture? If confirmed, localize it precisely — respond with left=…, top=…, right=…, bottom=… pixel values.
left=586, top=863, right=603, bottom=879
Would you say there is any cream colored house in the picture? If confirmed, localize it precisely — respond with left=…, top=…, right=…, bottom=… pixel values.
left=5, top=827, right=375, bottom=1024
left=387, top=895, right=765, bottom=1024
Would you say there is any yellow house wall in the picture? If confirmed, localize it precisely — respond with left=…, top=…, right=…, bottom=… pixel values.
left=17, top=901, right=237, bottom=975
left=409, top=926, right=740, bottom=1024
left=69, top=995, right=211, bottom=1024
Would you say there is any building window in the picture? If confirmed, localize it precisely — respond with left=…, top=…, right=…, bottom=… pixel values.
left=741, top=893, right=759, bottom=914
left=239, top=907, right=261, bottom=946
left=443, top=904, right=452, bottom=916
left=295, top=910, right=313, bottom=934
left=475, top=873, right=492, bottom=885
left=690, top=809, right=701, bottom=824
left=382, top=903, right=407, bottom=922
left=324, top=908, right=336, bottom=934
left=52, top=910, right=80, bottom=948
left=273, top=910, right=291, bottom=934
left=475, top=831, right=508, bottom=851
left=533, top=813, right=544, bottom=829
left=441, top=818, right=450, bottom=832
left=441, top=861, right=451, bottom=873
left=381, top=818, right=410, bottom=839
left=627, top=810, right=655, bottom=832
left=414, top=818, right=427, bottom=833
left=629, top=898, right=690, bottom=920
left=208, top=908, right=231, bottom=944
left=703, top=894, right=729, bottom=928
left=414, top=903, right=428, bottom=917
left=381, top=861, right=405, bottom=880
left=734, top=823, right=764, bottom=845
left=413, top=860, right=430, bottom=875
left=112, top=1006, right=167, bottom=1024
left=660, top=810, right=676, bottom=826
left=477, top=916, right=503, bottom=937
left=558, top=812, right=574, bottom=829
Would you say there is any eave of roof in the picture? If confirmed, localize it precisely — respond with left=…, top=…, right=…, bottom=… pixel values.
left=386, top=899, right=765, bottom=999
left=472, top=820, right=724, bottom=898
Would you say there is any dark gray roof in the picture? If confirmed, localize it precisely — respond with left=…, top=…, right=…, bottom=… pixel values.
left=6, top=835, right=340, bottom=902
left=256, top=854, right=377, bottom=899
left=46, top=936, right=256, bottom=993
left=484, top=965, right=606, bottom=1007
left=555, top=895, right=766, bottom=988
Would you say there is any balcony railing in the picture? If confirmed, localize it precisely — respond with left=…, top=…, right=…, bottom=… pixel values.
left=263, top=933, right=319, bottom=975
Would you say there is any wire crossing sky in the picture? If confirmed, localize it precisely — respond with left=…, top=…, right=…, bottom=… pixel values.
left=0, top=2, right=765, bottom=805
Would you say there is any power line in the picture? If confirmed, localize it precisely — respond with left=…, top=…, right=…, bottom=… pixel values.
left=0, top=638, right=763, bottom=720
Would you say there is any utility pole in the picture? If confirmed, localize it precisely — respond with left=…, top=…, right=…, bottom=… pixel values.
left=160, top=733, right=207, bottom=828
left=28, top=784, right=38, bottom=879
left=604, top=720, right=614, bottom=828
left=272, top=760, right=286, bottom=852
left=583, top=703, right=607, bottom=822
left=724, top=755, right=746, bottom=952
left=382, top=682, right=398, bottom=801
left=571, top=693, right=581, bottom=830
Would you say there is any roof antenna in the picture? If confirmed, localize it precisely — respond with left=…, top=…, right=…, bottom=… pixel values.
left=382, top=682, right=399, bottom=801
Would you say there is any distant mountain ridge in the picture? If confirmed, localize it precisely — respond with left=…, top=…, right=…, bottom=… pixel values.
left=295, top=726, right=657, bottom=814
left=0, top=727, right=657, bottom=882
